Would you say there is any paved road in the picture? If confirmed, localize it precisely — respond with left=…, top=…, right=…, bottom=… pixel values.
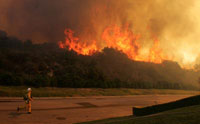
left=0, top=95, right=193, bottom=124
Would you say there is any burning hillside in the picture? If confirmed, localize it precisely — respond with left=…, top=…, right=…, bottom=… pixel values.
left=0, top=30, right=200, bottom=89
left=0, top=0, right=200, bottom=68
left=59, top=24, right=170, bottom=64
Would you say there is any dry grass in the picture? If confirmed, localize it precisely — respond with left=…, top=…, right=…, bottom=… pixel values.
left=0, top=86, right=199, bottom=97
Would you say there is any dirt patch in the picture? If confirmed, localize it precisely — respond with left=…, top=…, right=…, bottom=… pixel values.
left=56, top=117, right=66, bottom=120
left=77, top=102, right=98, bottom=108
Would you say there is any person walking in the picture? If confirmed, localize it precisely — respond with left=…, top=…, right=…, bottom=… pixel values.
left=17, top=88, right=33, bottom=114
left=26, top=88, right=33, bottom=114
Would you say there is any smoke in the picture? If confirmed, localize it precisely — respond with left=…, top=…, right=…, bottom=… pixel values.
left=0, top=0, right=199, bottom=67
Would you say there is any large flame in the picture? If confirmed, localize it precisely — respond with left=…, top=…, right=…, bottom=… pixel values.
left=58, top=29, right=98, bottom=55
left=59, top=24, right=170, bottom=64
left=148, top=37, right=169, bottom=63
left=102, top=24, right=140, bottom=60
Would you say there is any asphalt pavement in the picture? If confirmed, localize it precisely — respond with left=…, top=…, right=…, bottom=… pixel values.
left=0, top=95, right=193, bottom=124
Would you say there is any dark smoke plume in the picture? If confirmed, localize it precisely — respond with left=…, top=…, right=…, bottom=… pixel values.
left=0, top=0, right=199, bottom=66
left=0, top=0, right=195, bottom=42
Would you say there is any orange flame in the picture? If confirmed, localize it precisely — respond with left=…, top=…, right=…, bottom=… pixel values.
left=102, top=24, right=140, bottom=60
left=58, top=29, right=98, bottom=55
left=59, top=25, right=170, bottom=64
left=148, top=37, right=167, bottom=63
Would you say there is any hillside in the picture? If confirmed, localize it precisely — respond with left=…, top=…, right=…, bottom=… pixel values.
left=0, top=30, right=199, bottom=89
left=80, top=105, right=200, bottom=124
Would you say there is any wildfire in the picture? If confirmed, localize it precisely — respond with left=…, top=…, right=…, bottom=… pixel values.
left=148, top=37, right=168, bottom=63
left=58, top=29, right=98, bottom=55
left=102, top=24, right=140, bottom=60
left=59, top=24, right=170, bottom=64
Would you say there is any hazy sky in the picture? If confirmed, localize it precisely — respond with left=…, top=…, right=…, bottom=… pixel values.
left=0, top=0, right=200, bottom=67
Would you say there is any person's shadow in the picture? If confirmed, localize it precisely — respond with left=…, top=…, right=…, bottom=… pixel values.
left=9, top=112, right=26, bottom=118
